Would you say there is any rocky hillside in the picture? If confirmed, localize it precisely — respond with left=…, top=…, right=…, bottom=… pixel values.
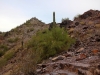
left=69, top=9, right=100, bottom=53
left=0, top=17, right=48, bottom=51
left=36, top=10, right=100, bottom=75
left=0, top=9, right=100, bottom=75
left=0, top=17, right=49, bottom=75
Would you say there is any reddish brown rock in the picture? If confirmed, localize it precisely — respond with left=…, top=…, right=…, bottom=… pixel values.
left=76, top=53, right=87, bottom=61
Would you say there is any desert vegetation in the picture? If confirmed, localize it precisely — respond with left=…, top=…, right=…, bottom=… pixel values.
left=0, top=10, right=100, bottom=75
left=0, top=44, right=8, bottom=57
left=0, top=49, right=15, bottom=68
left=28, top=26, right=75, bottom=60
left=13, top=26, right=75, bottom=75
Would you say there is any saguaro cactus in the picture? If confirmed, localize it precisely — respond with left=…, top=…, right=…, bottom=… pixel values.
left=53, top=12, right=56, bottom=26
left=49, top=12, right=56, bottom=30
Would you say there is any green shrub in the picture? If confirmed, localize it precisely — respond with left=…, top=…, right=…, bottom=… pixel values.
left=0, top=45, right=8, bottom=57
left=0, top=50, right=5, bottom=57
left=27, top=28, right=34, bottom=33
left=0, top=49, right=15, bottom=68
left=4, top=50, right=15, bottom=60
left=27, top=27, right=75, bottom=61
left=24, top=19, right=32, bottom=26
left=16, top=27, right=75, bottom=75
left=74, top=14, right=81, bottom=20
left=61, top=18, right=69, bottom=22
left=0, top=58, right=7, bottom=67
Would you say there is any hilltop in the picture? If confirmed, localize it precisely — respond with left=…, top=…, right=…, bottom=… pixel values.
left=0, top=17, right=49, bottom=75
left=0, top=9, right=100, bottom=75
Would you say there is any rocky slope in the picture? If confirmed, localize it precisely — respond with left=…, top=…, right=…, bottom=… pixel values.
left=0, top=9, right=100, bottom=75
left=0, top=17, right=49, bottom=75
left=36, top=10, right=100, bottom=75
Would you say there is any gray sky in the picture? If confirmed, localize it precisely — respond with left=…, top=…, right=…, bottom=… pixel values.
left=0, top=0, right=100, bottom=32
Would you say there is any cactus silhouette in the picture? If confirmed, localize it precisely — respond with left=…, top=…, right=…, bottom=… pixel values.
left=53, top=12, right=56, bottom=27
left=49, top=12, right=56, bottom=30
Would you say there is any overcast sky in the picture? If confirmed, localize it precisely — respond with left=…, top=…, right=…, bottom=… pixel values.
left=0, top=0, right=100, bottom=32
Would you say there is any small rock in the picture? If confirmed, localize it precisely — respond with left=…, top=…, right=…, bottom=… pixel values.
left=63, top=54, right=71, bottom=57
left=67, top=52, right=74, bottom=56
left=52, top=57, right=59, bottom=62
left=76, top=53, right=87, bottom=61
left=77, top=48, right=84, bottom=53
left=36, top=69, right=41, bottom=73
left=92, top=49, right=99, bottom=54
left=37, top=64, right=47, bottom=69
left=94, top=68, right=100, bottom=75
left=85, top=71, right=93, bottom=75
left=52, top=55, right=65, bottom=62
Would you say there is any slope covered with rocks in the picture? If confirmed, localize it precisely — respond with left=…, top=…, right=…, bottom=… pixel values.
left=36, top=10, right=100, bottom=75
left=0, top=9, right=100, bottom=75
left=0, top=17, right=49, bottom=75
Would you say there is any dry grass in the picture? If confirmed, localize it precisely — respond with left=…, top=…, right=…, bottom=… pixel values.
left=68, top=28, right=75, bottom=33
left=86, top=29, right=94, bottom=34
left=0, top=49, right=15, bottom=68
left=80, top=21, right=85, bottom=25
left=88, top=21, right=94, bottom=25
left=95, top=24, right=100, bottom=28
left=3, top=50, right=15, bottom=60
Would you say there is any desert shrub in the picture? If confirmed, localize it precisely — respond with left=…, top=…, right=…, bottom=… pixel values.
left=10, top=50, right=38, bottom=75
left=16, top=27, right=75, bottom=75
left=27, top=28, right=34, bottom=33
left=28, top=26, right=75, bottom=61
left=75, top=22, right=79, bottom=26
left=95, top=24, right=100, bottom=28
left=80, top=21, right=85, bottom=25
left=7, top=37, right=19, bottom=43
left=0, top=44, right=8, bottom=57
left=0, top=50, right=5, bottom=57
left=0, top=49, right=15, bottom=68
left=0, top=32, right=2, bottom=34
left=24, top=19, right=32, bottom=26
left=74, top=14, right=81, bottom=20
left=4, top=50, right=15, bottom=60
left=61, top=18, right=69, bottom=22
left=11, top=28, right=18, bottom=32
left=29, top=28, right=34, bottom=31
left=0, top=58, right=7, bottom=67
